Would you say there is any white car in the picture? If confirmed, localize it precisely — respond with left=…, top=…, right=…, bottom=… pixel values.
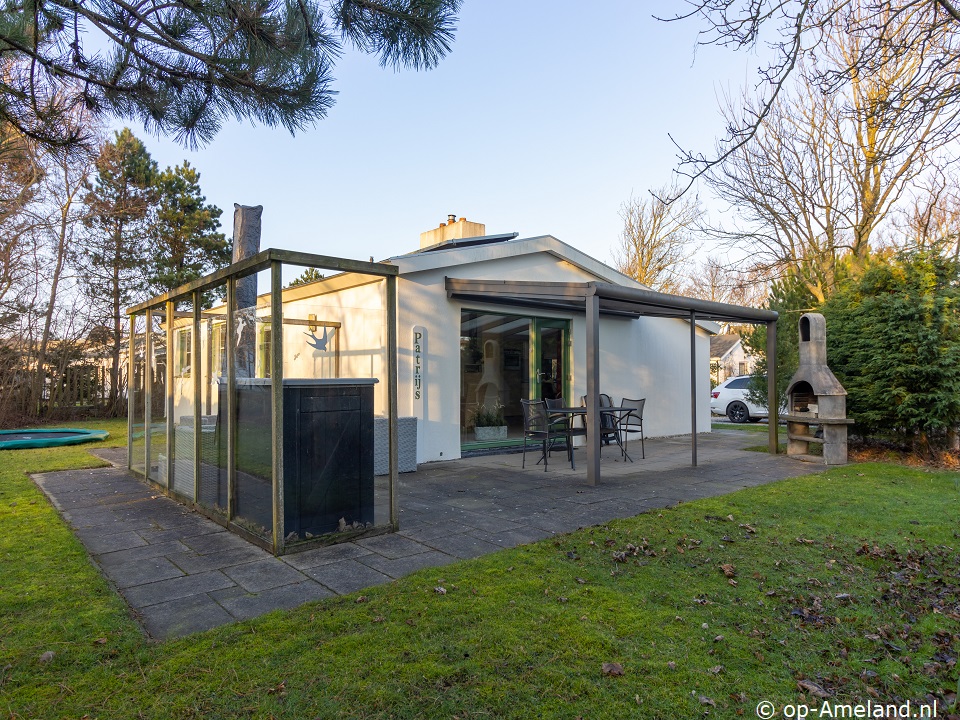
left=710, top=375, right=768, bottom=423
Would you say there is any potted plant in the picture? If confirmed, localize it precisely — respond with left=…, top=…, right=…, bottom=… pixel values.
left=473, top=402, right=507, bottom=441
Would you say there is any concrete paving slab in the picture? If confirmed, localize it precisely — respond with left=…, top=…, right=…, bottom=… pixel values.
left=211, top=580, right=334, bottom=621
left=138, top=592, right=235, bottom=640
left=279, top=542, right=373, bottom=571
left=304, top=559, right=393, bottom=595
left=97, top=541, right=192, bottom=569
left=429, top=532, right=503, bottom=559
left=168, top=545, right=270, bottom=574
left=110, top=556, right=185, bottom=589
left=358, top=550, right=457, bottom=578
left=124, top=570, right=235, bottom=608
left=78, top=529, right=149, bottom=555
left=354, top=533, right=432, bottom=559
left=222, top=559, right=306, bottom=593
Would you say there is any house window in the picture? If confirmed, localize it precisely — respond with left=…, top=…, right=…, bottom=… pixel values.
left=738, top=361, right=749, bottom=376
left=211, top=322, right=226, bottom=377
left=175, top=328, right=192, bottom=377
left=258, top=322, right=272, bottom=378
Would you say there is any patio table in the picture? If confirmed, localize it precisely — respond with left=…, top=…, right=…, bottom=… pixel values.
left=546, top=406, right=638, bottom=469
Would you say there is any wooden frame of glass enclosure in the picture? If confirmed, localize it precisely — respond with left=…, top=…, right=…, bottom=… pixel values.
left=127, top=249, right=400, bottom=556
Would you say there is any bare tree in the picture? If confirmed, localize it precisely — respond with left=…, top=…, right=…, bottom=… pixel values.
left=30, top=128, right=100, bottom=415
left=664, top=0, right=960, bottom=190
left=892, top=166, right=960, bottom=258
left=612, top=186, right=702, bottom=293
left=702, top=13, right=953, bottom=302
left=681, top=255, right=768, bottom=306
left=0, top=125, right=42, bottom=317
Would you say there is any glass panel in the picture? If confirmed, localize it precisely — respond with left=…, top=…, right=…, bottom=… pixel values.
left=459, top=311, right=531, bottom=444
left=199, top=282, right=228, bottom=516
left=129, top=314, right=147, bottom=476
left=233, top=268, right=273, bottom=541
left=536, top=322, right=567, bottom=401
left=148, top=310, right=168, bottom=486
left=279, top=268, right=389, bottom=544
left=170, top=298, right=196, bottom=500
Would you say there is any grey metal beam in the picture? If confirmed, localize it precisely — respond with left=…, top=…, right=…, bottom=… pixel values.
left=193, top=293, right=202, bottom=502
left=127, top=248, right=398, bottom=314
left=585, top=291, right=601, bottom=486
left=144, top=310, right=152, bottom=480
left=690, top=310, right=698, bottom=467
left=386, top=275, right=399, bottom=528
left=127, top=314, right=135, bottom=474
left=270, top=261, right=285, bottom=554
left=226, top=278, right=237, bottom=520
left=165, top=301, right=175, bottom=489
left=594, top=282, right=779, bottom=324
left=767, top=320, right=779, bottom=455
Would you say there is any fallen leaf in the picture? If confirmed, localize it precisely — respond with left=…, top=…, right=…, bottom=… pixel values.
left=709, top=665, right=724, bottom=674
left=719, top=563, right=736, bottom=578
left=38, top=651, right=55, bottom=664
left=796, top=538, right=815, bottom=545
left=714, top=635, right=725, bottom=642
left=355, top=596, right=368, bottom=604
left=728, top=579, right=739, bottom=587
left=667, top=661, right=676, bottom=670
left=699, top=694, right=717, bottom=707
left=797, top=679, right=831, bottom=698
left=601, top=662, right=624, bottom=676
left=434, top=586, right=447, bottom=595
left=92, top=638, right=107, bottom=646
left=266, top=680, right=286, bottom=696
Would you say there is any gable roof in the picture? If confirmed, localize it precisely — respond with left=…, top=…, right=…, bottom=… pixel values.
left=387, top=234, right=645, bottom=288
left=710, top=333, right=742, bottom=359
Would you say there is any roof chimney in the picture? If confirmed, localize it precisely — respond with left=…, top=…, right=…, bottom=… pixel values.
left=419, top=214, right=486, bottom=249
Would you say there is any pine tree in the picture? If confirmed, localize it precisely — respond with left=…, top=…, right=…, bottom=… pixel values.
left=149, top=161, right=230, bottom=297
left=82, top=128, right=158, bottom=412
left=0, top=0, right=462, bottom=152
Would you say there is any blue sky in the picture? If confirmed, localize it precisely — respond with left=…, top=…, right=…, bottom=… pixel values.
left=118, top=1, right=764, bottom=266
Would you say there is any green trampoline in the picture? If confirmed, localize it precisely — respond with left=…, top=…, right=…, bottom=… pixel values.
left=0, top=428, right=109, bottom=450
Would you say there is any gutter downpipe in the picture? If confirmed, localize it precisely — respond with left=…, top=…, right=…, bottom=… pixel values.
left=585, top=288, right=601, bottom=486
left=690, top=310, right=697, bottom=467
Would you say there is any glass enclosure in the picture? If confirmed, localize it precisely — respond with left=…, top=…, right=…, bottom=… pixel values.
left=127, top=251, right=399, bottom=555
left=148, top=310, right=167, bottom=486
left=199, top=281, right=228, bottom=518
left=233, top=267, right=274, bottom=542
left=128, top=314, right=147, bottom=476
left=459, top=311, right=570, bottom=445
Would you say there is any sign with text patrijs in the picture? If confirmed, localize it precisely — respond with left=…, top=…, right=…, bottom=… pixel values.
left=413, top=326, right=426, bottom=416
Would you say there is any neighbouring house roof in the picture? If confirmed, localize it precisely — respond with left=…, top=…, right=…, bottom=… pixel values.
left=711, top=334, right=742, bottom=360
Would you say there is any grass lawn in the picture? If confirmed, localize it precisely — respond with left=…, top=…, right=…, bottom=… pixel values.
left=712, top=420, right=772, bottom=433
left=2, top=419, right=959, bottom=719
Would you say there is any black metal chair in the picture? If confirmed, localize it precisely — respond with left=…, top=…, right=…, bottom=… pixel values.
left=618, top=397, right=646, bottom=459
left=581, top=394, right=621, bottom=449
left=521, top=399, right=568, bottom=471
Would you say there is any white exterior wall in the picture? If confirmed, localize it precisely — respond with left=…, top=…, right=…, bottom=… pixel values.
left=394, top=250, right=713, bottom=463
left=279, top=280, right=387, bottom=412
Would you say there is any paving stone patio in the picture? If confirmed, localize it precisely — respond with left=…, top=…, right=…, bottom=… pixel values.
left=32, top=430, right=822, bottom=640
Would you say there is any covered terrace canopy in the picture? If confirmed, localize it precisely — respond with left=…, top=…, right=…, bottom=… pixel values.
left=445, top=278, right=780, bottom=486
